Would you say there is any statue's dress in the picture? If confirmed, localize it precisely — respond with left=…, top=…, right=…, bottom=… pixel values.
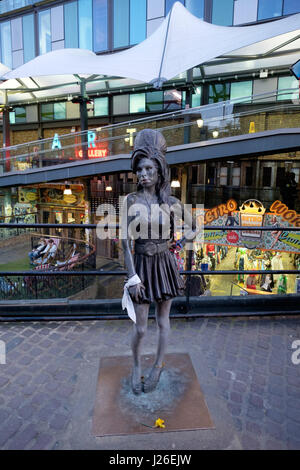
left=129, top=193, right=185, bottom=304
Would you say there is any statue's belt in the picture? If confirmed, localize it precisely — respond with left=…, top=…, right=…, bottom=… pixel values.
left=135, top=241, right=169, bottom=256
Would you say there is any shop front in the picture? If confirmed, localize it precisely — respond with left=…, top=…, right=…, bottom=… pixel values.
left=181, top=197, right=300, bottom=298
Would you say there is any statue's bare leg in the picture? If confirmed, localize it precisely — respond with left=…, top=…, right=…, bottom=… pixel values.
left=131, top=302, right=149, bottom=395
left=143, top=299, right=172, bottom=393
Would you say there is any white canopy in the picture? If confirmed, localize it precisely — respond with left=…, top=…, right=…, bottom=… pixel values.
left=1, top=1, right=300, bottom=103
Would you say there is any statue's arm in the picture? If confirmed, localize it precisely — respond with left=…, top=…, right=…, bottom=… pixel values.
left=121, top=194, right=145, bottom=302
left=121, top=194, right=136, bottom=278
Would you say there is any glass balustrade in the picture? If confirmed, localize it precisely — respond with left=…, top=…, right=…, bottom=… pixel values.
left=1, top=88, right=299, bottom=175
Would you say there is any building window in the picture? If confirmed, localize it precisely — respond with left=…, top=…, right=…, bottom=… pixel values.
left=257, top=0, right=283, bottom=20
left=165, top=0, right=184, bottom=15
left=185, top=0, right=204, bottom=18
left=277, top=76, right=299, bottom=100
left=164, top=89, right=182, bottom=110
left=212, top=0, right=234, bottom=25
left=245, top=166, right=253, bottom=186
left=23, top=14, right=35, bottom=62
left=0, top=21, right=12, bottom=68
left=209, top=83, right=230, bottom=103
left=39, top=10, right=51, bottom=55
left=262, top=166, right=272, bottom=187
left=130, top=0, right=146, bottom=45
left=283, top=0, right=300, bottom=15
left=79, top=0, right=93, bottom=50
left=94, top=97, right=109, bottom=115
left=130, top=93, right=146, bottom=113
left=93, top=0, right=108, bottom=52
left=147, top=0, right=165, bottom=19
left=230, top=81, right=253, bottom=103
left=113, top=94, right=129, bottom=114
left=41, top=103, right=54, bottom=121
left=113, top=0, right=129, bottom=48
left=14, top=106, right=26, bottom=123
left=233, top=0, right=258, bottom=25
left=54, top=103, right=66, bottom=120
left=146, top=91, right=164, bottom=112
left=64, top=2, right=78, bottom=48
left=51, top=6, right=64, bottom=46
left=191, top=87, right=202, bottom=107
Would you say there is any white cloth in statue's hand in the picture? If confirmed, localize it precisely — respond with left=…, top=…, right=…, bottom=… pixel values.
left=122, top=274, right=142, bottom=323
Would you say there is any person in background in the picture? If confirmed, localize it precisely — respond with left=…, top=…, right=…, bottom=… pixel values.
left=28, top=238, right=47, bottom=264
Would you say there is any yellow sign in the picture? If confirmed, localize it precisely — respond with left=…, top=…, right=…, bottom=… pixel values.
left=249, top=121, right=255, bottom=133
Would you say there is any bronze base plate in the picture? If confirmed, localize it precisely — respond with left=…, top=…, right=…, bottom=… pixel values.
left=92, top=353, right=214, bottom=436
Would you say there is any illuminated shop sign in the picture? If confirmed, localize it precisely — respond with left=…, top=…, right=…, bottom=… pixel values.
left=201, top=199, right=300, bottom=254
left=52, top=131, right=108, bottom=159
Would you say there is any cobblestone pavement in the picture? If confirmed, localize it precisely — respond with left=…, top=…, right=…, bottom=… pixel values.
left=0, top=315, right=299, bottom=450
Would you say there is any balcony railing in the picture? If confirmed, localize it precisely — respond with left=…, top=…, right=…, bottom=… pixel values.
left=0, top=223, right=299, bottom=321
left=1, top=87, right=299, bottom=175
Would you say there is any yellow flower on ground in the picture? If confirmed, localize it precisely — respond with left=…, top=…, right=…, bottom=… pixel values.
left=154, top=418, right=165, bottom=428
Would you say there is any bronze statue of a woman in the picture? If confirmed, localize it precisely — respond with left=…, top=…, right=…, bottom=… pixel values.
left=121, top=129, right=195, bottom=395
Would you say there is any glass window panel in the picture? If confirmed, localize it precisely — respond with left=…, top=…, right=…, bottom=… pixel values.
left=212, top=0, right=234, bottom=25
left=277, top=76, right=299, bottom=100
left=12, top=50, right=23, bottom=68
left=147, top=17, right=164, bottom=37
left=230, top=81, right=253, bottom=103
left=14, top=107, right=26, bottom=123
left=79, top=0, right=93, bottom=50
left=165, top=0, right=184, bottom=15
left=164, top=89, right=182, bottom=110
left=130, top=93, right=146, bottom=113
left=11, top=17, right=23, bottom=51
left=41, top=103, right=54, bottom=121
left=253, top=77, right=277, bottom=102
left=233, top=0, right=258, bottom=25
left=147, top=0, right=165, bottom=19
left=26, top=105, right=38, bottom=122
left=51, top=6, right=64, bottom=42
left=113, top=0, right=129, bottom=48
left=113, top=95, right=129, bottom=114
left=1, top=21, right=12, bottom=68
left=185, top=0, right=204, bottom=18
left=9, top=112, right=15, bottom=124
left=146, top=91, right=163, bottom=111
left=93, top=0, right=108, bottom=52
left=54, top=103, right=66, bottom=120
left=209, top=83, right=230, bottom=103
left=39, top=10, right=51, bottom=55
left=64, top=2, right=79, bottom=48
left=52, top=40, right=65, bottom=51
left=23, top=14, right=35, bottom=62
left=94, top=97, right=108, bottom=115
left=258, top=0, right=283, bottom=20
left=283, top=0, right=300, bottom=14
left=192, top=87, right=202, bottom=107
left=66, top=101, right=80, bottom=119
left=130, top=0, right=146, bottom=45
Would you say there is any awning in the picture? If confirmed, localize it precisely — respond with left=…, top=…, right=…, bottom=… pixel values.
left=1, top=1, right=300, bottom=104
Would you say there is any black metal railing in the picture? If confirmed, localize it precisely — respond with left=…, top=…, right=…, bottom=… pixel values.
left=0, top=223, right=299, bottom=320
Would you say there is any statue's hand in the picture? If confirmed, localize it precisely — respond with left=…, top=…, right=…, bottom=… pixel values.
left=128, top=282, right=146, bottom=303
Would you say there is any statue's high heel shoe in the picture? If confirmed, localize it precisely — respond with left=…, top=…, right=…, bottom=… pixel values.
left=143, top=364, right=164, bottom=393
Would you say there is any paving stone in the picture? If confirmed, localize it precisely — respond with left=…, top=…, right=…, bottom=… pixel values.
left=0, top=417, right=23, bottom=447
left=30, top=433, right=54, bottom=450
left=241, top=433, right=261, bottom=450
left=246, top=421, right=262, bottom=435
left=49, top=413, right=70, bottom=431
left=7, top=424, right=38, bottom=450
